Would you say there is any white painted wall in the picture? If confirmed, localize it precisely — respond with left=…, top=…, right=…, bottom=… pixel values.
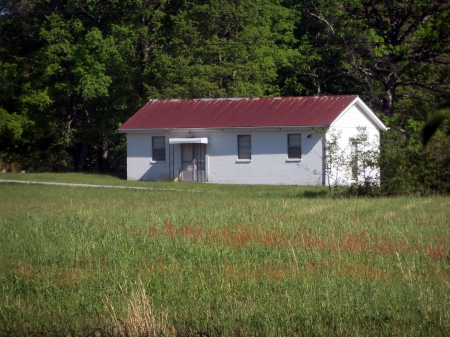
left=126, top=133, right=170, bottom=181
left=326, top=103, right=381, bottom=185
left=126, top=129, right=324, bottom=185
left=206, top=130, right=323, bottom=185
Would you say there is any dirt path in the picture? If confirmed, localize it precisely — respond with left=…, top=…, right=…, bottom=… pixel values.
left=0, top=179, right=201, bottom=192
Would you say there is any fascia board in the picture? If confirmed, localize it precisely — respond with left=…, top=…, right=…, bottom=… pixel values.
left=354, top=98, right=388, bottom=131
left=118, top=125, right=330, bottom=133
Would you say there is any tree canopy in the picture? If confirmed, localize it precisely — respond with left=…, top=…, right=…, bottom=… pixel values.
left=0, top=0, right=449, bottom=193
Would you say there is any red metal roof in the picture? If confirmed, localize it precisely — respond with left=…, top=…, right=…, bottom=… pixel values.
left=119, top=96, right=359, bottom=131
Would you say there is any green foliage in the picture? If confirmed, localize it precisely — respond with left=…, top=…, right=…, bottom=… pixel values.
left=0, top=0, right=449, bottom=194
left=322, top=129, right=349, bottom=195
left=423, top=96, right=450, bottom=145
left=380, top=119, right=450, bottom=195
left=0, top=108, right=32, bottom=140
left=144, top=0, right=298, bottom=98
left=322, top=127, right=381, bottom=197
left=347, top=127, right=381, bottom=196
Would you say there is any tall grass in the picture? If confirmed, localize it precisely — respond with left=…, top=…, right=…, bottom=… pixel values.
left=0, top=177, right=449, bottom=336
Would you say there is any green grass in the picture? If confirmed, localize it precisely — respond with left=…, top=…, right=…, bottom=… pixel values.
left=0, top=174, right=449, bottom=336
left=0, top=172, right=330, bottom=197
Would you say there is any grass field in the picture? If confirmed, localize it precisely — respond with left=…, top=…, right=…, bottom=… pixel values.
left=0, top=173, right=449, bottom=336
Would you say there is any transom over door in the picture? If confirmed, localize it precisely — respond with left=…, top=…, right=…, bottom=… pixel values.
left=181, top=144, right=206, bottom=182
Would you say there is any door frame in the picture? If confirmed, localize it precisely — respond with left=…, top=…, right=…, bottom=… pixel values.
left=180, top=143, right=207, bottom=182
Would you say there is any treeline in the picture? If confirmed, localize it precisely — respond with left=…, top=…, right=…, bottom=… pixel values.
left=0, top=0, right=449, bottom=194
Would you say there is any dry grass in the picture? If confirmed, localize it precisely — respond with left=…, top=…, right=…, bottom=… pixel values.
left=104, top=283, right=175, bottom=337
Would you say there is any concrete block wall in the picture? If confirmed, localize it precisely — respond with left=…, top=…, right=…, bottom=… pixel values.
left=126, top=133, right=170, bottom=181
left=126, top=129, right=324, bottom=185
left=206, top=130, right=323, bottom=185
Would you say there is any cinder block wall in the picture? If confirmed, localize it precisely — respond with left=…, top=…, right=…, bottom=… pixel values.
left=126, top=129, right=324, bottom=185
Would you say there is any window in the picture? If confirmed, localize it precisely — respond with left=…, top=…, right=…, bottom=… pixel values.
left=238, top=135, right=251, bottom=160
left=152, top=136, right=165, bottom=161
left=351, top=141, right=358, bottom=179
left=287, top=134, right=302, bottom=159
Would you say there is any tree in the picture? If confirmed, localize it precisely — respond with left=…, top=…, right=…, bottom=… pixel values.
left=0, top=0, right=166, bottom=172
left=293, top=0, right=450, bottom=118
left=325, top=129, right=350, bottom=194
left=279, top=0, right=359, bottom=96
left=304, top=127, right=381, bottom=196
left=145, top=0, right=299, bottom=98
left=340, top=0, right=450, bottom=118
left=348, top=127, right=381, bottom=195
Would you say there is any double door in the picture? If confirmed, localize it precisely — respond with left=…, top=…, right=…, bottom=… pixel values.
left=181, top=144, right=206, bottom=182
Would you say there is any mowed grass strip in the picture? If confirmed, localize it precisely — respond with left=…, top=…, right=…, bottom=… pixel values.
left=0, top=172, right=330, bottom=197
left=0, top=178, right=449, bottom=336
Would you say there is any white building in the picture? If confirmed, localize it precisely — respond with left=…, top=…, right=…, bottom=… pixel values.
left=118, top=96, right=387, bottom=185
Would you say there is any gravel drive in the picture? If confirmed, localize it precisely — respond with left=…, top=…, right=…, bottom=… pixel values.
left=0, top=179, right=201, bottom=192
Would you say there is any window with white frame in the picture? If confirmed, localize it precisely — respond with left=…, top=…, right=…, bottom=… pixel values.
left=152, top=136, right=165, bottom=161
left=351, top=141, right=358, bottom=179
left=238, top=135, right=251, bottom=160
left=287, top=134, right=301, bottom=159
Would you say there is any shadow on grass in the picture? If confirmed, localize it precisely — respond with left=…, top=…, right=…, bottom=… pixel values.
left=296, top=190, right=329, bottom=198
left=101, top=171, right=127, bottom=180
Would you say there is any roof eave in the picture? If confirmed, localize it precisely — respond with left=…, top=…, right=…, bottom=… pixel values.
left=118, top=125, right=331, bottom=133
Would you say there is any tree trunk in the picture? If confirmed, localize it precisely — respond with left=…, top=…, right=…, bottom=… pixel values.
left=68, top=92, right=78, bottom=132
left=381, top=84, right=395, bottom=118
left=73, top=142, right=87, bottom=172
left=98, top=135, right=109, bottom=172
left=67, top=92, right=83, bottom=172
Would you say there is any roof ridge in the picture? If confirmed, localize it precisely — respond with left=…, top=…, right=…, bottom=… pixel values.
left=147, top=95, right=358, bottom=102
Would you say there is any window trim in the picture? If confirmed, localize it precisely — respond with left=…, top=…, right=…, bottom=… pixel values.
left=152, top=136, right=166, bottom=162
left=237, top=135, right=251, bottom=160
left=287, top=134, right=302, bottom=160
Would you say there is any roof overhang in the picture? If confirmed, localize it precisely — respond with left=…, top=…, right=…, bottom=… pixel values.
left=169, top=137, right=209, bottom=144
left=119, top=125, right=329, bottom=133
left=118, top=96, right=361, bottom=132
